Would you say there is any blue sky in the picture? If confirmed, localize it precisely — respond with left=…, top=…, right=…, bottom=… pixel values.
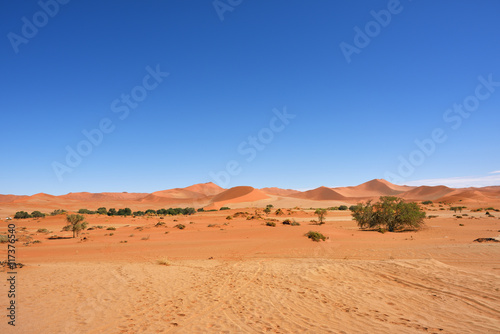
left=1, top=0, right=499, bottom=195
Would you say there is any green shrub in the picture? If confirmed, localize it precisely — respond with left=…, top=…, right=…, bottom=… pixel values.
left=266, top=222, right=276, bottom=227
left=78, top=209, right=96, bottom=214
left=422, top=200, right=433, bottom=205
left=226, top=215, right=232, bottom=220
left=106, top=227, right=116, bottom=230
left=352, top=196, right=426, bottom=232
left=174, top=224, right=186, bottom=230
left=50, top=209, right=66, bottom=216
left=117, top=208, right=132, bottom=216
left=338, top=205, right=348, bottom=211
left=31, top=211, right=45, bottom=218
left=220, top=207, right=230, bottom=211
left=14, top=211, right=31, bottom=219
left=97, top=207, right=108, bottom=215
left=282, top=219, right=292, bottom=225
left=305, top=231, right=326, bottom=242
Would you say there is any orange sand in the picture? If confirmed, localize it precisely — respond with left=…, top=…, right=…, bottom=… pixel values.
left=1, top=180, right=499, bottom=333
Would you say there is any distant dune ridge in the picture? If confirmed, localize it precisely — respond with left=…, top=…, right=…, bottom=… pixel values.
left=1, top=179, right=499, bottom=215
left=290, top=186, right=346, bottom=201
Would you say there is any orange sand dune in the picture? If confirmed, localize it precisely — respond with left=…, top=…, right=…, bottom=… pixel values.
left=2, top=179, right=500, bottom=216
left=438, top=189, right=497, bottom=204
left=146, top=182, right=225, bottom=201
left=260, top=187, right=300, bottom=196
left=400, top=185, right=456, bottom=200
left=60, top=192, right=149, bottom=201
left=474, top=186, right=500, bottom=196
left=183, top=182, right=225, bottom=196
left=0, top=194, right=27, bottom=203
left=334, top=179, right=411, bottom=197
left=12, top=193, right=59, bottom=204
left=151, top=188, right=207, bottom=199
left=207, top=186, right=270, bottom=208
left=290, top=186, right=346, bottom=201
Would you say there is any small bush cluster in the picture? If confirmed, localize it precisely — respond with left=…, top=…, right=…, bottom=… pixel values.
left=14, top=211, right=46, bottom=219
left=74, top=207, right=197, bottom=217
left=283, top=219, right=300, bottom=226
left=50, top=209, right=67, bottom=216
left=305, top=231, right=326, bottom=242
left=37, top=228, right=51, bottom=233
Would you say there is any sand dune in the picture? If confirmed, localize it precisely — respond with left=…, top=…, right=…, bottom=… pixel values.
left=400, top=185, right=456, bottom=201
left=0, top=194, right=27, bottom=203
left=205, top=186, right=270, bottom=209
left=11, top=193, right=58, bottom=204
left=184, top=182, right=225, bottom=196
left=334, top=179, right=409, bottom=197
left=151, top=188, right=208, bottom=200
left=151, top=182, right=224, bottom=200
left=438, top=189, right=496, bottom=204
left=60, top=192, right=149, bottom=202
left=2, top=179, right=500, bottom=216
left=260, top=187, right=301, bottom=196
left=290, top=186, right=346, bottom=201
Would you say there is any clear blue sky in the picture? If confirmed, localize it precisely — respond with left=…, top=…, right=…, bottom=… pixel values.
left=1, top=0, right=499, bottom=195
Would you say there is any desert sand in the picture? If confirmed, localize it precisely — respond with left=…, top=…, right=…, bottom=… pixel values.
left=1, top=179, right=499, bottom=333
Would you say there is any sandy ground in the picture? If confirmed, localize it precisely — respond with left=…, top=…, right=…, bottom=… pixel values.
left=1, top=208, right=500, bottom=333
